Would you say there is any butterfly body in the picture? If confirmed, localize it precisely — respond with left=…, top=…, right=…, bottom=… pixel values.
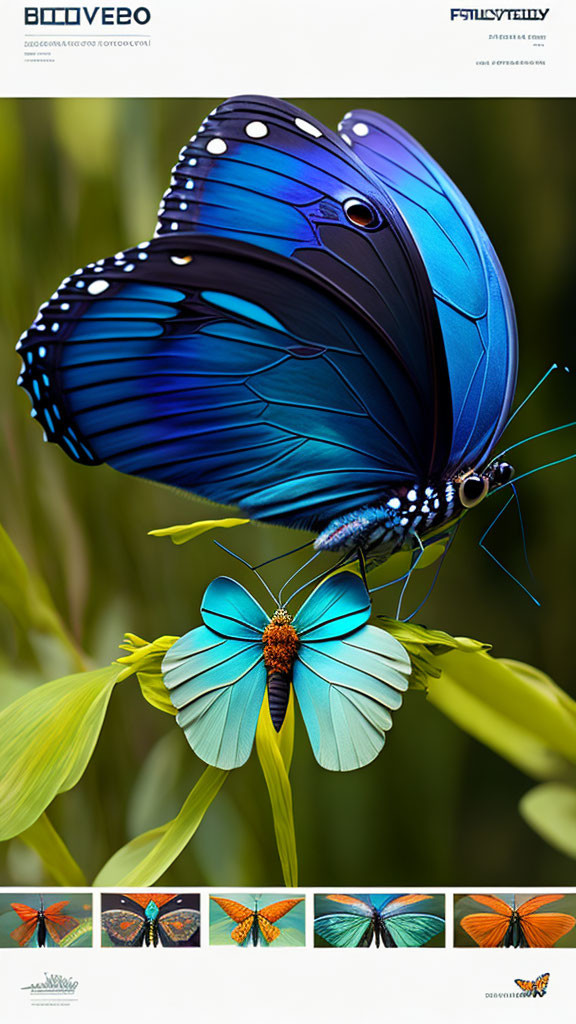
left=18, top=97, right=518, bottom=564
left=101, top=894, right=200, bottom=947
left=10, top=897, right=78, bottom=948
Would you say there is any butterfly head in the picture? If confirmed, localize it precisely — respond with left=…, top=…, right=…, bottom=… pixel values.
left=455, top=461, right=514, bottom=509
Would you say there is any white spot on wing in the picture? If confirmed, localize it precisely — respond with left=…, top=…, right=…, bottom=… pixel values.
left=352, top=122, right=369, bottom=137
left=245, top=121, right=268, bottom=139
left=206, top=138, right=227, bottom=155
left=87, top=278, right=109, bottom=294
left=294, top=117, right=322, bottom=138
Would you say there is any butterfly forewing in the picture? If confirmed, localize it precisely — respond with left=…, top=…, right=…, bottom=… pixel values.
left=19, top=235, right=445, bottom=533
left=155, top=95, right=450, bottom=476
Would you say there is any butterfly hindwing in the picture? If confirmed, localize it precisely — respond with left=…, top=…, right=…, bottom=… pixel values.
left=102, top=909, right=146, bottom=946
left=382, top=911, right=444, bottom=948
left=314, top=912, right=374, bottom=948
left=338, top=108, right=518, bottom=474
left=19, top=234, right=447, bottom=532
left=158, top=909, right=200, bottom=945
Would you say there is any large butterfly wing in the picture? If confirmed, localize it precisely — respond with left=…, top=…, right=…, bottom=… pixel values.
left=338, top=109, right=517, bottom=474
left=158, top=909, right=200, bottom=945
left=519, top=913, right=576, bottom=948
left=459, top=912, right=511, bottom=947
left=314, top=913, right=374, bottom=948
left=101, top=909, right=146, bottom=946
left=382, top=912, right=445, bottom=947
left=19, top=235, right=446, bottom=532
left=258, top=898, right=304, bottom=923
left=210, top=897, right=254, bottom=924
left=383, top=894, right=435, bottom=914
left=10, top=905, right=40, bottom=947
left=43, top=902, right=79, bottom=945
left=293, top=599, right=411, bottom=770
left=156, top=95, right=452, bottom=476
left=162, top=576, right=267, bottom=769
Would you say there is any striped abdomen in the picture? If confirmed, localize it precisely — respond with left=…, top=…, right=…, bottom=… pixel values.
left=267, top=671, right=291, bottom=732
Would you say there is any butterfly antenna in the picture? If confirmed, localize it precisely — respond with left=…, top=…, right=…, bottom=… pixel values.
left=278, top=550, right=322, bottom=607
left=501, top=451, right=576, bottom=487
left=478, top=495, right=540, bottom=605
left=403, top=526, right=459, bottom=623
left=282, top=551, right=351, bottom=609
left=505, top=363, right=569, bottom=429
left=488, top=419, right=576, bottom=467
left=252, top=539, right=315, bottom=570
left=511, top=483, right=536, bottom=583
left=212, top=540, right=279, bottom=607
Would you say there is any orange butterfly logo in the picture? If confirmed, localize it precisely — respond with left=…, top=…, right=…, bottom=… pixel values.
left=211, top=896, right=304, bottom=946
left=460, top=894, right=575, bottom=948
left=515, top=973, right=550, bottom=997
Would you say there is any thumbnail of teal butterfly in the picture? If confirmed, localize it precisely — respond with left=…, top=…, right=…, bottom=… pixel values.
left=314, top=894, right=445, bottom=947
left=162, top=571, right=411, bottom=771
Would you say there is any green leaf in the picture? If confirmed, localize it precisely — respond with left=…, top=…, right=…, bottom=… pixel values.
left=60, top=918, right=93, bottom=947
left=148, top=518, right=249, bottom=545
left=382, top=618, right=490, bottom=656
left=19, top=813, right=86, bottom=886
left=367, top=540, right=447, bottom=590
left=256, top=696, right=298, bottom=887
left=117, top=634, right=178, bottom=714
left=94, top=765, right=228, bottom=885
left=427, top=651, right=576, bottom=780
left=0, top=524, right=86, bottom=669
left=0, top=664, right=123, bottom=839
left=520, top=783, right=576, bottom=859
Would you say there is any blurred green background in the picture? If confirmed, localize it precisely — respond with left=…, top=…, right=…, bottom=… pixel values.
left=454, top=893, right=576, bottom=947
left=0, top=892, right=92, bottom=947
left=0, top=98, right=575, bottom=888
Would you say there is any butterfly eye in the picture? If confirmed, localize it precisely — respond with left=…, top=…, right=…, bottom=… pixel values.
left=489, top=461, right=514, bottom=487
left=343, top=198, right=380, bottom=229
left=459, top=473, right=489, bottom=508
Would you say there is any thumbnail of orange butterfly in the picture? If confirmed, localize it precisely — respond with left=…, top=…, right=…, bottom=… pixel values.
left=460, top=894, right=576, bottom=948
left=10, top=897, right=78, bottom=948
left=515, top=973, right=550, bottom=997
left=211, top=896, right=304, bottom=947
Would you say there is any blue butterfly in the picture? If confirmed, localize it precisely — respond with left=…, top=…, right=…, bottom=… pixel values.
left=17, top=97, right=517, bottom=563
left=161, top=571, right=411, bottom=771
left=314, top=893, right=445, bottom=947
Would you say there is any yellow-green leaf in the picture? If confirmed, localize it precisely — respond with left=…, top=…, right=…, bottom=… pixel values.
left=60, top=919, right=93, bottom=947
left=148, top=518, right=249, bottom=545
left=427, top=651, right=576, bottom=779
left=256, top=698, right=298, bottom=887
left=94, top=766, right=228, bottom=886
left=520, top=783, right=576, bottom=859
left=19, top=813, right=86, bottom=886
left=117, top=633, right=179, bottom=714
left=0, top=664, right=123, bottom=839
